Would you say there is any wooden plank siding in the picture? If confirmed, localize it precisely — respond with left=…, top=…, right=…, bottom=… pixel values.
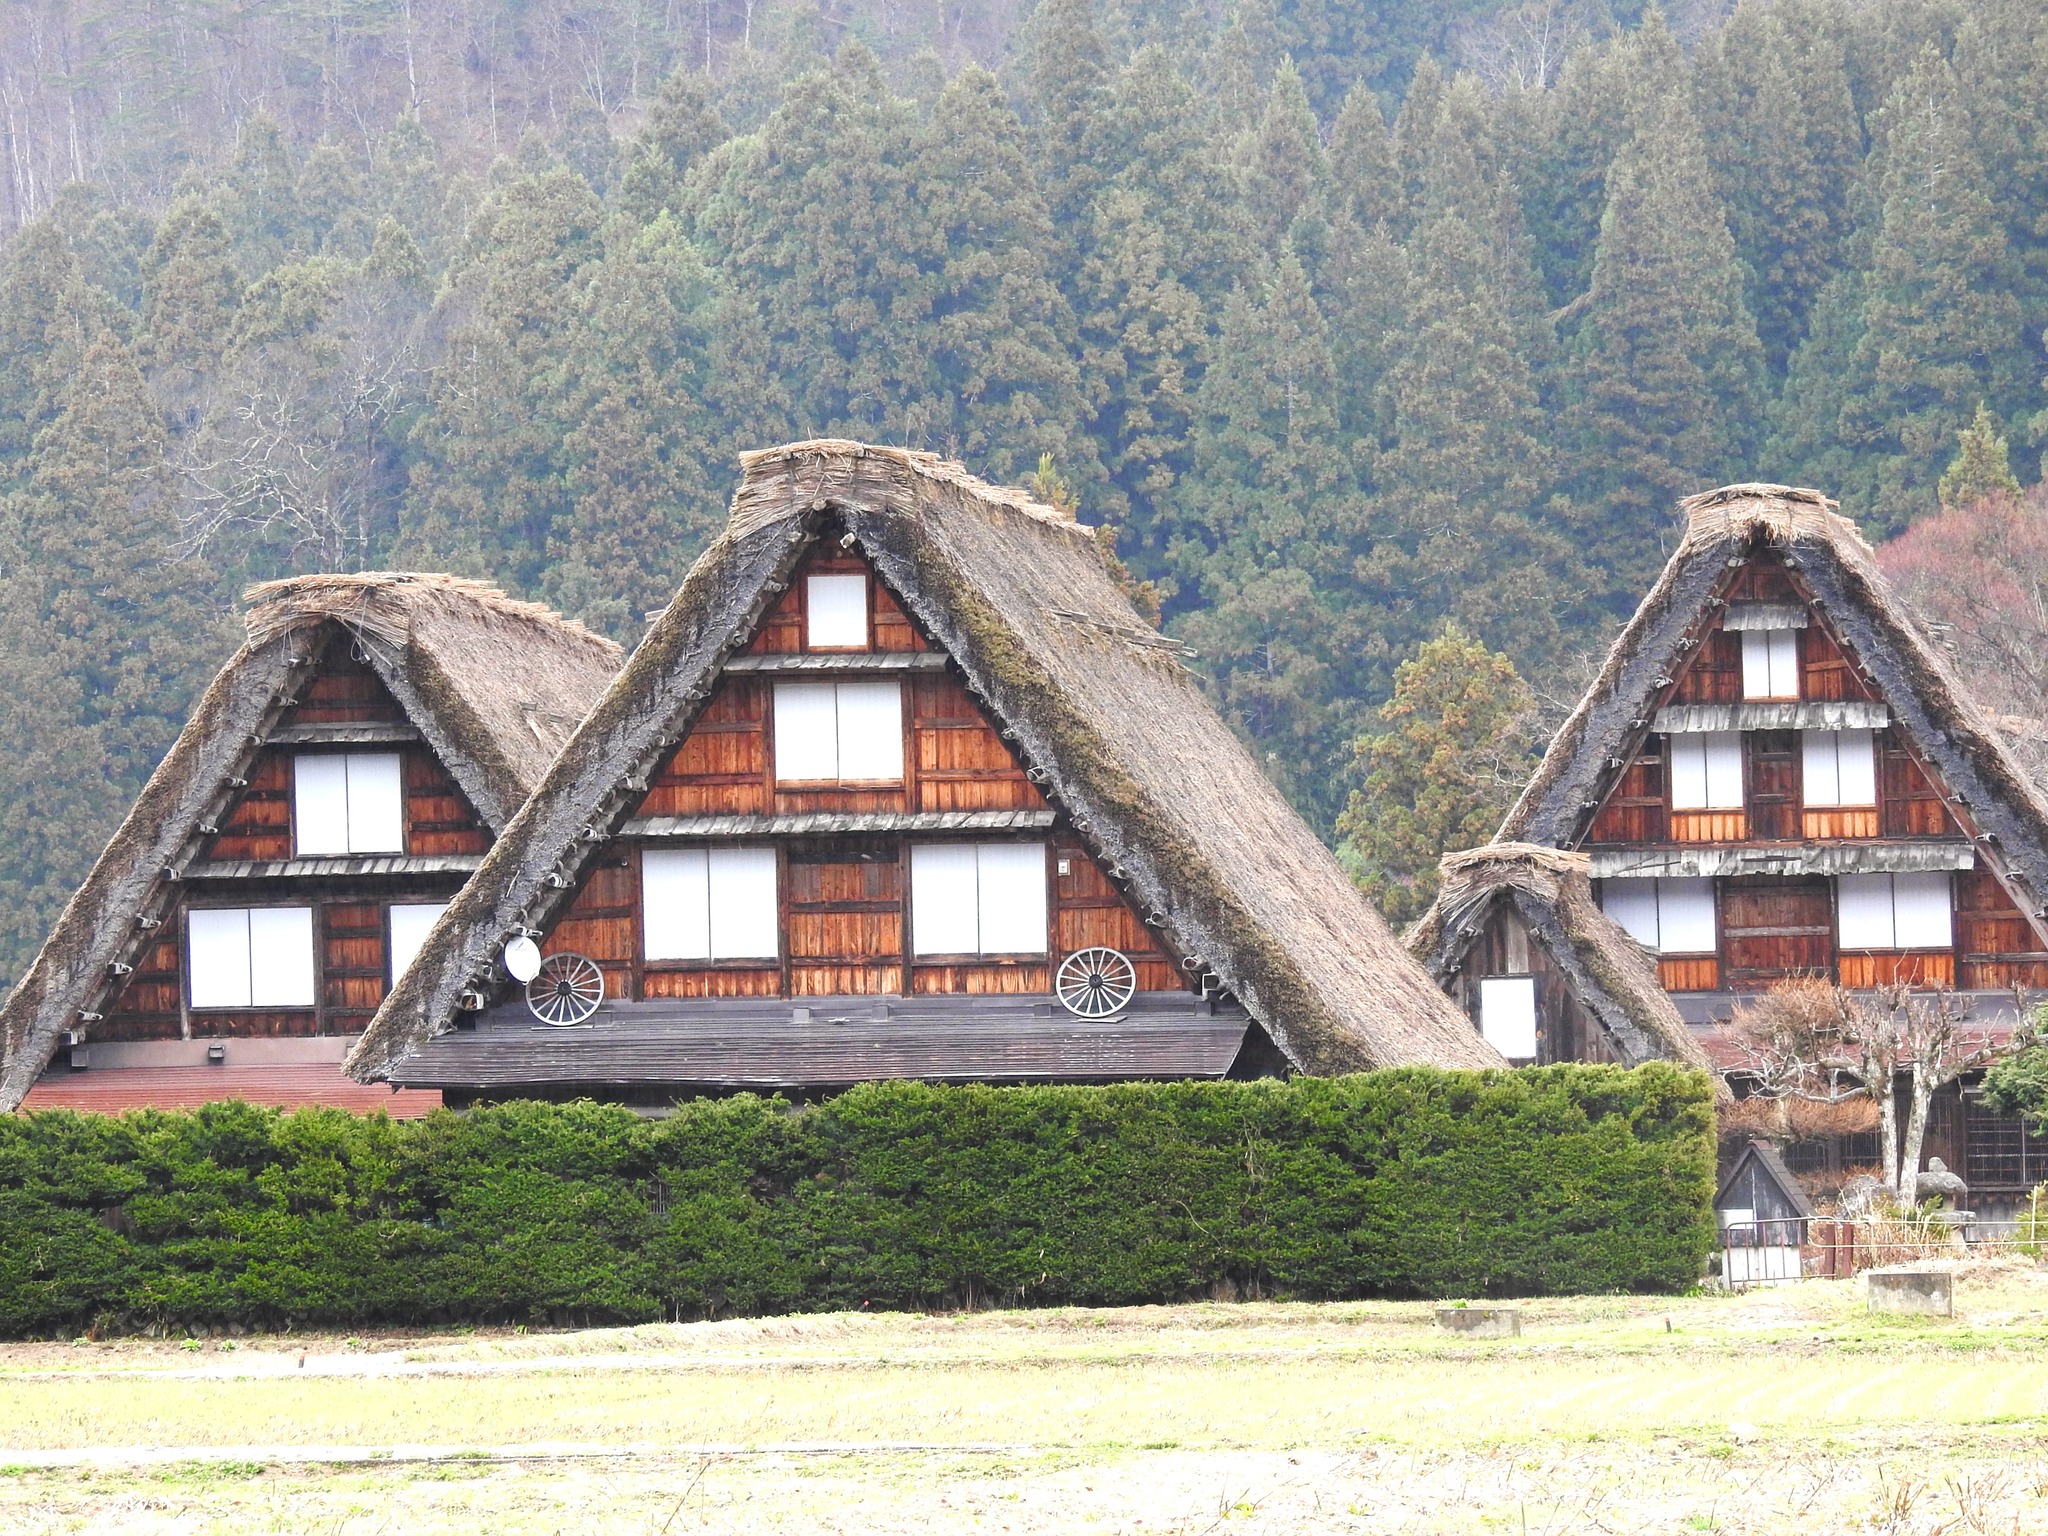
left=1657, top=956, right=1721, bottom=992
left=93, top=647, right=492, bottom=1045
left=552, top=545, right=1185, bottom=1003
left=1838, top=951, right=1957, bottom=988
left=1748, top=730, right=1800, bottom=840
left=1720, top=878, right=1832, bottom=987
left=1447, top=904, right=1618, bottom=1064
left=1957, top=867, right=2048, bottom=990
left=1588, top=747, right=1668, bottom=844
left=1879, top=732, right=1956, bottom=838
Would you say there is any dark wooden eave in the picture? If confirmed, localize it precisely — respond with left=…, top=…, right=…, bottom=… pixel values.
left=391, top=991, right=1257, bottom=1091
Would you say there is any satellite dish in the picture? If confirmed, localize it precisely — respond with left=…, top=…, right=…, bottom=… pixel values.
left=503, top=935, right=543, bottom=983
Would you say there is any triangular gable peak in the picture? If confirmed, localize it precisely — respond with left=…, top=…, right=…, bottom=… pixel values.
left=1409, top=844, right=1715, bottom=1075
left=1500, top=484, right=2048, bottom=989
left=0, top=576, right=620, bottom=1109
left=352, top=440, right=1495, bottom=1086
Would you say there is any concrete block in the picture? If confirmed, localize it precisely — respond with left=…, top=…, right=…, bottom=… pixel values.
left=1435, top=1304, right=1521, bottom=1338
left=1865, top=1266, right=1953, bottom=1318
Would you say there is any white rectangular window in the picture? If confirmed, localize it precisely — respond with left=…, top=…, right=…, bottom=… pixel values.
left=1478, top=976, right=1539, bottom=1060
left=1601, top=878, right=1716, bottom=954
left=1801, top=729, right=1877, bottom=807
left=1742, top=629, right=1800, bottom=700
left=388, top=902, right=450, bottom=984
left=294, top=752, right=404, bottom=856
left=772, top=681, right=904, bottom=783
left=642, top=847, right=779, bottom=961
left=806, top=573, right=869, bottom=649
left=1669, top=732, right=1743, bottom=811
left=188, top=907, right=315, bottom=1009
left=911, top=843, right=1049, bottom=955
left=1837, top=872, right=1953, bottom=950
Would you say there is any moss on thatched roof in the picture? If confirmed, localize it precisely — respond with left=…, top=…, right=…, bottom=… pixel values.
left=351, top=440, right=1498, bottom=1084
left=0, top=575, right=620, bottom=1110
left=1499, top=483, right=2048, bottom=956
left=1408, top=843, right=1716, bottom=1076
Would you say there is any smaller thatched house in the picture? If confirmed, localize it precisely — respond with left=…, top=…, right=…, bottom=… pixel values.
left=349, top=440, right=1498, bottom=1102
left=1490, top=481, right=2048, bottom=1218
left=1408, top=844, right=1713, bottom=1072
left=1, top=574, right=622, bottom=1115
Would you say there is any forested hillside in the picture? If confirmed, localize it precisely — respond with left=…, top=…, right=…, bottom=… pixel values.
left=1, top=0, right=2044, bottom=982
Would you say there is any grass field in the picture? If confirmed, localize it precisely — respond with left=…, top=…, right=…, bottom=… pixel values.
left=5, top=1261, right=2048, bottom=1533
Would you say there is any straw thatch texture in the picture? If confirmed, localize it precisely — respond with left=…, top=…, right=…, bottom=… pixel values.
left=1498, top=484, right=2048, bottom=950
left=0, top=575, right=620, bottom=1111
left=351, top=440, right=1498, bottom=1084
left=1409, top=843, right=1716, bottom=1076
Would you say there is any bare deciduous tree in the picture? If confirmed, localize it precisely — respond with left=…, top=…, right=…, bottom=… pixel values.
left=1732, top=976, right=2029, bottom=1204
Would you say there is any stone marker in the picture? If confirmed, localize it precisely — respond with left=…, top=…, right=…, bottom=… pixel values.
left=1435, top=1305, right=1521, bottom=1338
left=1865, top=1267, right=1953, bottom=1318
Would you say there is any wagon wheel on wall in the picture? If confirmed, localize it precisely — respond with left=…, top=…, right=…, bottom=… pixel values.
left=1056, top=947, right=1137, bottom=1019
left=526, top=953, right=605, bottom=1026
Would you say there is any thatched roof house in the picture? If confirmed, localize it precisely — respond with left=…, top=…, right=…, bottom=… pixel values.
left=1407, top=844, right=1714, bottom=1074
left=1, top=574, right=621, bottom=1112
left=350, top=440, right=1496, bottom=1096
left=1500, top=484, right=2048, bottom=897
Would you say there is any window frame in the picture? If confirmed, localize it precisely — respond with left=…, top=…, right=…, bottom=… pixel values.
left=909, top=841, right=1051, bottom=958
left=1477, top=975, right=1539, bottom=1060
left=804, top=572, right=871, bottom=650
left=1668, top=732, right=1744, bottom=811
left=186, top=904, right=317, bottom=1010
left=1801, top=728, right=1877, bottom=808
left=771, top=680, right=906, bottom=786
left=292, top=751, right=406, bottom=857
left=640, top=845, right=782, bottom=964
left=1837, top=871, right=1953, bottom=952
left=1601, top=876, right=1718, bottom=957
left=1741, top=628, right=1800, bottom=701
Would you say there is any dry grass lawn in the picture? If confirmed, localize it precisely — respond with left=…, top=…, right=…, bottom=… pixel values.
left=4, top=1261, right=2048, bottom=1533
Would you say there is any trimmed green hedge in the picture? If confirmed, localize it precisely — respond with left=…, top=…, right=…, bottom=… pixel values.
left=0, top=1065, right=1715, bottom=1334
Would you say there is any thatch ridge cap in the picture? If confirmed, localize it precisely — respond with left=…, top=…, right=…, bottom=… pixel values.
left=242, top=571, right=621, bottom=656
left=729, top=438, right=1090, bottom=539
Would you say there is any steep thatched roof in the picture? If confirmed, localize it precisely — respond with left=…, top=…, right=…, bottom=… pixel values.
left=0, top=574, right=620, bottom=1110
left=1499, top=484, right=2048, bottom=947
left=351, top=440, right=1498, bottom=1083
left=1408, top=844, right=1716, bottom=1075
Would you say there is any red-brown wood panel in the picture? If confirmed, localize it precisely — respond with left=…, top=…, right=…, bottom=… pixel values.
left=1747, top=730, right=1800, bottom=840
left=99, top=935, right=184, bottom=1041
left=404, top=750, right=490, bottom=855
left=643, top=967, right=782, bottom=998
left=1803, top=808, right=1880, bottom=840
left=278, top=648, right=403, bottom=725
left=1839, top=951, right=1956, bottom=988
left=190, top=1010, right=319, bottom=1039
left=1588, top=750, right=1668, bottom=844
left=1724, top=563, right=1800, bottom=603
left=1672, top=628, right=1741, bottom=704
left=323, top=902, right=386, bottom=1028
left=910, top=962, right=1052, bottom=994
left=1956, top=867, right=2048, bottom=989
left=787, top=844, right=902, bottom=996
left=207, top=752, right=294, bottom=863
left=1051, top=835, right=1184, bottom=991
left=1801, top=623, right=1875, bottom=704
left=747, top=582, right=805, bottom=655
left=1879, top=733, right=1956, bottom=838
left=545, top=856, right=639, bottom=1002
left=912, top=676, right=1045, bottom=813
left=1671, top=810, right=1747, bottom=843
left=1657, top=956, right=1721, bottom=992
left=641, top=680, right=770, bottom=818
left=1721, top=878, right=1832, bottom=986
left=872, top=582, right=927, bottom=653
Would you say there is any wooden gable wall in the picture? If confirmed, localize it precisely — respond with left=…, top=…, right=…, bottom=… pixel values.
left=1444, top=903, right=1618, bottom=1067
left=1576, top=551, right=2048, bottom=994
left=100, top=639, right=491, bottom=1044
left=544, top=544, right=1187, bottom=1004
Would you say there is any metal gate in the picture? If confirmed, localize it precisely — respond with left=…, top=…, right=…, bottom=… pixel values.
left=1720, top=1217, right=1805, bottom=1285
